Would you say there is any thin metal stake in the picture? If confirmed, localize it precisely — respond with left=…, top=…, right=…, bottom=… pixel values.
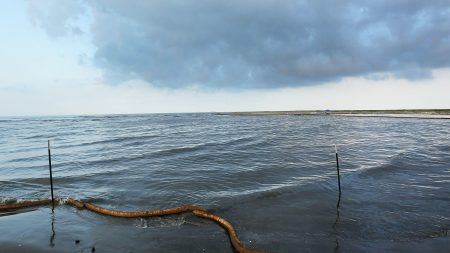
left=48, top=140, right=55, bottom=210
left=335, top=144, right=342, bottom=208
left=335, top=144, right=341, bottom=194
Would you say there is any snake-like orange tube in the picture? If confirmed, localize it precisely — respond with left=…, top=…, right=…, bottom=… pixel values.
left=193, top=209, right=269, bottom=253
left=0, top=198, right=270, bottom=253
left=83, top=202, right=207, bottom=217
left=0, top=199, right=52, bottom=211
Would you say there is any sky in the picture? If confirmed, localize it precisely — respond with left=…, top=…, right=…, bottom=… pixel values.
left=1, top=0, right=449, bottom=116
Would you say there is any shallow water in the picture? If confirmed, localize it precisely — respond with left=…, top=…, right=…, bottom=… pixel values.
left=1, top=113, right=449, bottom=252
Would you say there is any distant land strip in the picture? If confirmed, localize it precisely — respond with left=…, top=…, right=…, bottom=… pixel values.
left=216, top=109, right=450, bottom=119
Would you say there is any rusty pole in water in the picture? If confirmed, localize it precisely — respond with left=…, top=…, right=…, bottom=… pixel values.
left=48, top=140, right=55, bottom=210
left=335, top=145, right=342, bottom=208
left=335, top=145, right=341, bottom=194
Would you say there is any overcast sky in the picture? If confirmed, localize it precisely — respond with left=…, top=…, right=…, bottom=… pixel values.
left=1, top=0, right=450, bottom=116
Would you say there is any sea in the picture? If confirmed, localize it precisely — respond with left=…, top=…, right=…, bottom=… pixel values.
left=1, top=113, right=449, bottom=252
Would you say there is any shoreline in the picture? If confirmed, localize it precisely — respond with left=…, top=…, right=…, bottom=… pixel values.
left=216, top=109, right=450, bottom=119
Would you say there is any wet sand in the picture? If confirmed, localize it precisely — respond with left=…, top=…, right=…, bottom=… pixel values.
left=2, top=243, right=65, bottom=253
left=2, top=188, right=450, bottom=253
left=0, top=205, right=240, bottom=253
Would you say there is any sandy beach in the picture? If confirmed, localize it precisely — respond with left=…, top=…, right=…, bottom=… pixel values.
left=217, top=109, right=450, bottom=119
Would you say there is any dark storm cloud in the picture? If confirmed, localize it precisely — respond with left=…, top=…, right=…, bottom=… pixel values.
left=30, top=0, right=450, bottom=88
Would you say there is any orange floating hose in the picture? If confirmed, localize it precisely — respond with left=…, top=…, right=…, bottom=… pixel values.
left=193, top=209, right=269, bottom=253
left=0, top=198, right=270, bottom=253
left=0, top=199, right=52, bottom=211
left=83, top=202, right=207, bottom=217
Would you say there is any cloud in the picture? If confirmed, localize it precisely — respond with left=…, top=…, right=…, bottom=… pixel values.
left=27, top=0, right=87, bottom=37
left=28, top=0, right=450, bottom=89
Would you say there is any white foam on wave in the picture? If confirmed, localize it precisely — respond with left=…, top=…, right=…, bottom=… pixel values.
left=134, top=216, right=188, bottom=229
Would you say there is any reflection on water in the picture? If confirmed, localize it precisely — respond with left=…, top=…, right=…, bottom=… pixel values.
left=49, top=212, right=55, bottom=247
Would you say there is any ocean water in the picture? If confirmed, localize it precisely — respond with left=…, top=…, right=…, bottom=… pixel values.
left=1, top=113, right=449, bottom=252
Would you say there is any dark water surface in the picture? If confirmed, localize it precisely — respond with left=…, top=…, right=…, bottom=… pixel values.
left=1, top=114, right=449, bottom=252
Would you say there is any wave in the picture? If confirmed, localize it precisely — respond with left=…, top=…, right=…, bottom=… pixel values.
left=8, top=167, right=129, bottom=185
left=359, top=163, right=404, bottom=177
left=436, top=145, right=450, bottom=152
left=5, top=134, right=258, bottom=173
left=7, top=154, right=48, bottom=164
left=75, top=136, right=258, bottom=165
left=24, top=134, right=59, bottom=140
left=0, top=196, right=49, bottom=205
left=56, top=134, right=161, bottom=149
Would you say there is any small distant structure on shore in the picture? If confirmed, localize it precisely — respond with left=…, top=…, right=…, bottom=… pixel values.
left=324, top=109, right=332, bottom=114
